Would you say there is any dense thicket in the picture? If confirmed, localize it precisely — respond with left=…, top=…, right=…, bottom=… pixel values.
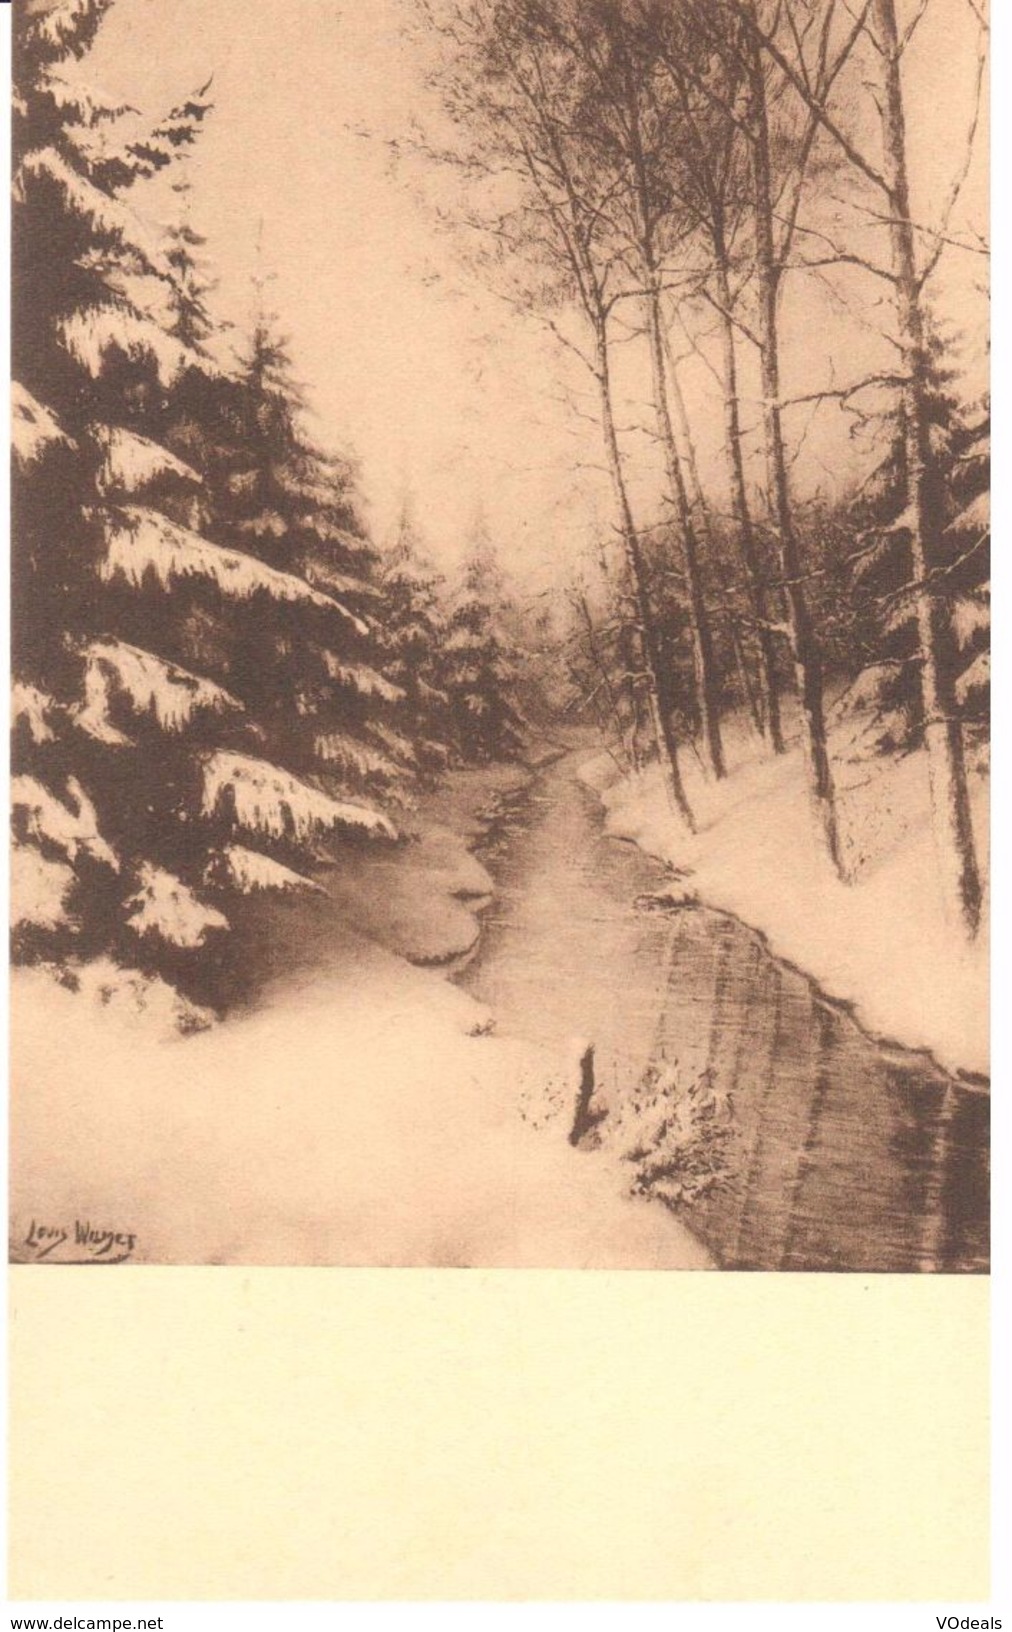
left=420, top=0, right=989, bottom=930
left=11, top=0, right=529, bottom=1012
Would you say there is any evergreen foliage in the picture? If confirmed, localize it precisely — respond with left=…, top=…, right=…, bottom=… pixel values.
left=839, top=326, right=990, bottom=756
left=441, top=530, right=527, bottom=764
left=182, top=310, right=415, bottom=806
left=10, top=0, right=396, bottom=1008
left=376, top=502, right=454, bottom=777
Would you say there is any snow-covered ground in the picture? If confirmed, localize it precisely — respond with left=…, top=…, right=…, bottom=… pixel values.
left=10, top=763, right=712, bottom=1270
left=581, top=713, right=989, bottom=1079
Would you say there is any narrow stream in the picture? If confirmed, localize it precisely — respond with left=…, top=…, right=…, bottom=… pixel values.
left=458, top=750, right=989, bottom=1273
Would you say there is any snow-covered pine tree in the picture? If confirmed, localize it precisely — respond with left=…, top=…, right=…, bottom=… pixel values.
left=441, top=527, right=527, bottom=764
left=196, top=310, right=414, bottom=810
left=946, top=400, right=990, bottom=738
left=11, top=0, right=393, bottom=1012
left=839, top=331, right=988, bottom=760
left=164, top=173, right=217, bottom=357
left=376, top=500, right=453, bottom=778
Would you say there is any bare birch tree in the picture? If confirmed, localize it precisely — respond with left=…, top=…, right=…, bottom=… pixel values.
left=662, top=334, right=769, bottom=739
left=735, top=0, right=986, bottom=930
left=420, top=0, right=697, bottom=826
left=688, top=0, right=878, bottom=876
left=647, top=8, right=787, bottom=753
left=560, top=2, right=729, bottom=780
left=745, top=8, right=845, bottom=871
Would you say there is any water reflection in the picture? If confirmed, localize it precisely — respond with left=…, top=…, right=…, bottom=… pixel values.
left=461, top=756, right=989, bottom=1273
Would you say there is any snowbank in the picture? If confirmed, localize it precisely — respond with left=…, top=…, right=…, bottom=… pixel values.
left=10, top=942, right=712, bottom=1269
left=11, top=759, right=711, bottom=1268
left=581, top=717, right=988, bottom=1079
left=317, top=825, right=495, bottom=965
left=309, top=763, right=533, bottom=966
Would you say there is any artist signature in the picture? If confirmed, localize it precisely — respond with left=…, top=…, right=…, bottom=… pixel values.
left=18, top=1218, right=138, bottom=1265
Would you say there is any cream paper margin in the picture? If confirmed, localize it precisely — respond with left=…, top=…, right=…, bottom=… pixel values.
left=8, top=1268, right=988, bottom=1601
left=0, top=0, right=993, bottom=1606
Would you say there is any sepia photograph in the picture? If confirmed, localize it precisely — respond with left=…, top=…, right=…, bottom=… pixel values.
left=9, top=0, right=990, bottom=1275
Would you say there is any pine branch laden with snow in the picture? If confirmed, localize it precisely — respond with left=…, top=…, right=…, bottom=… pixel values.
left=24, top=0, right=115, bottom=58
left=60, top=304, right=191, bottom=387
left=206, top=845, right=326, bottom=896
left=75, top=638, right=242, bottom=740
left=125, top=863, right=229, bottom=949
left=15, top=147, right=170, bottom=276
left=951, top=593, right=990, bottom=651
left=11, top=843, right=76, bottom=933
left=234, top=511, right=288, bottom=541
left=389, top=615, right=444, bottom=650
left=126, top=83, right=214, bottom=181
left=102, top=508, right=367, bottom=628
left=64, top=956, right=215, bottom=1034
left=444, top=659, right=483, bottom=688
left=829, top=661, right=911, bottom=721
left=290, top=477, right=341, bottom=509
left=304, top=561, right=379, bottom=602
left=74, top=655, right=131, bottom=746
left=417, top=676, right=450, bottom=707
left=321, top=654, right=404, bottom=703
left=366, top=721, right=419, bottom=767
left=313, top=732, right=402, bottom=783
left=301, top=516, right=380, bottom=560
left=224, top=470, right=260, bottom=500
left=12, top=683, right=58, bottom=745
left=444, top=624, right=486, bottom=655
left=201, top=751, right=397, bottom=843
left=38, top=65, right=131, bottom=126
left=954, top=432, right=989, bottom=486
left=418, top=738, right=451, bottom=768
left=947, top=489, right=990, bottom=539
left=96, top=426, right=201, bottom=496
left=11, top=775, right=118, bottom=870
left=881, top=596, right=918, bottom=639
left=12, top=383, right=73, bottom=470
left=956, top=650, right=990, bottom=708
left=850, top=531, right=899, bottom=586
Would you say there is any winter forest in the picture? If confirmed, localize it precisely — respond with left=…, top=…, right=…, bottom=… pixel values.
left=10, top=0, right=989, bottom=1271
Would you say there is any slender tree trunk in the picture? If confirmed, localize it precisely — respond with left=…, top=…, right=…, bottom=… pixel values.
left=728, top=603, right=765, bottom=733
left=644, top=284, right=726, bottom=779
left=661, top=333, right=708, bottom=536
left=663, top=321, right=766, bottom=738
left=576, top=592, right=639, bottom=773
left=749, top=41, right=843, bottom=876
left=594, top=537, right=643, bottom=770
left=596, top=326, right=696, bottom=831
left=872, top=0, right=982, bottom=934
left=712, top=254, right=785, bottom=754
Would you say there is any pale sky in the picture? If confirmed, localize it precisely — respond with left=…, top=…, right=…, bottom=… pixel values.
left=82, top=0, right=989, bottom=596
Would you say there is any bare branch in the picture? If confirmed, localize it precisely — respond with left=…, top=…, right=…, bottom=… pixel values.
left=898, top=0, right=932, bottom=54
left=697, top=283, right=762, bottom=351
left=773, top=213, right=897, bottom=283
left=915, top=25, right=988, bottom=290
left=730, top=0, right=891, bottom=194
left=779, top=370, right=907, bottom=410
left=843, top=193, right=991, bottom=259
left=774, top=0, right=876, bottom=263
